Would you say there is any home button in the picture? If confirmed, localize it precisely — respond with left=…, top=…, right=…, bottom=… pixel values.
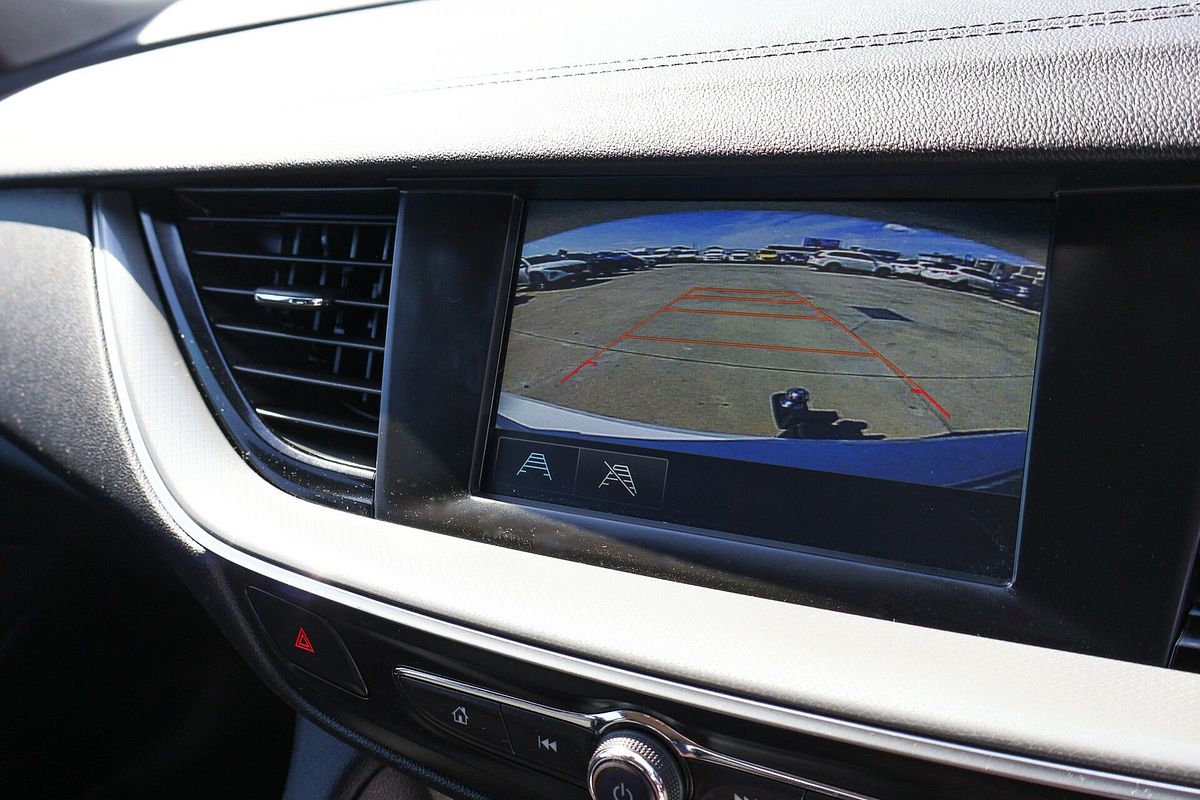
left=397, top=676, right=511, bottom=753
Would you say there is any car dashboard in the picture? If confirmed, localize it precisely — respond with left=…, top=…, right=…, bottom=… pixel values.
left=1, top=2, right=1200, bottom=800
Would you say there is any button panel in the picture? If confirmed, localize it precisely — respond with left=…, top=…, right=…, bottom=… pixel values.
left=400, top=677, right=511, bottom=752
left=699, top=780, right=806, bottom=799
left=491, top=436, right=670, bottom=510
left=692, top=760, right=808, bottom=800
left=391, top=667, right=877, bottom=800
left=247, top=587, right=367, bottom=696
left=501, top=705, right=594, bottom=778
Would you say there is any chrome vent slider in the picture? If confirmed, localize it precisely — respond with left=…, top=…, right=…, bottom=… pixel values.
left=253, top=288, right=330, bottom=308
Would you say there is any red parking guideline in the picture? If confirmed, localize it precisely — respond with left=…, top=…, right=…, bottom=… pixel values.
left=683, top=294, right=811, bottom=305
left=558, top=285, right=951, bottom=420
left=559, top=288, right=695, bottom=384
left=664, top=307, right=829, bottom=321
left=625, top=335, right=877, bottom=357
left=784, top=290, right=951, bottom=419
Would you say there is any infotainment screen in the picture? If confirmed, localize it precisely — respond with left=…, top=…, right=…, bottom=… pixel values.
left=481, top=201, right=1052, bottom=581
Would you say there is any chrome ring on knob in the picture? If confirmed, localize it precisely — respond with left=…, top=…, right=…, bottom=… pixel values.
left=588, top=730, right=685, bottom=800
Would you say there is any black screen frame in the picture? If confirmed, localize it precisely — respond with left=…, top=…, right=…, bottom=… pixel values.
left=479, top=198, right=1052, bottom=583
left=375, top=177, right=1200, bottom=666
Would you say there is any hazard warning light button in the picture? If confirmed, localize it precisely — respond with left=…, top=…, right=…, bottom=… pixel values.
left=247, top=587, right=367, bottom=696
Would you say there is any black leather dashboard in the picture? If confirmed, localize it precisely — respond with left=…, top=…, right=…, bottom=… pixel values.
left=1, top=1, right=1200, bottom=179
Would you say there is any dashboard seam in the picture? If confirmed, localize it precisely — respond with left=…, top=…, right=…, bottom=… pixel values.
left=378, top=3, right=1200, bottom=96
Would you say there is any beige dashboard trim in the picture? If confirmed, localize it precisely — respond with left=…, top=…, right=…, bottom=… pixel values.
left=92, top=192, right=1200, bottom=798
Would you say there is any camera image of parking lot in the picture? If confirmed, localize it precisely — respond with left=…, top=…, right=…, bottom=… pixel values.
left=498, top=202, right=1050, bottom=492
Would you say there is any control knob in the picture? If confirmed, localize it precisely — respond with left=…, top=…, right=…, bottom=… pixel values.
left=587, top=729, right=686, bottom=800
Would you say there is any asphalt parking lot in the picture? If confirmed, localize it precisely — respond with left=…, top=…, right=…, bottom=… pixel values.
left=502, top=263, right=1041, bottom=438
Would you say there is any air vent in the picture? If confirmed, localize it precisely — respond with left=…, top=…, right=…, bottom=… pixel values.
left=174, top=189, right=399, bottom=470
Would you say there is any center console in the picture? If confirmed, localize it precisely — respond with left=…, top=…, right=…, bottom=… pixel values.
left=236, top=570, right=1141, bottom=800
left=138, top=177, right=1200, bottom=799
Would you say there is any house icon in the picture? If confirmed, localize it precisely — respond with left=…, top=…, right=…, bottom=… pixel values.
left=451, top=706, right=470, bottom=726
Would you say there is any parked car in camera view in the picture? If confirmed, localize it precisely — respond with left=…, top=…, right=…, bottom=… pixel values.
left=701, top=246, right=725, bottom=262
left=958, top=266, right=998, bottom=291
left=890, top=258, right=928, bottom=279
left=918, top=264, right=964, bottom=287
left=518, top=255, right=590, bottom=289
left=559, top=251, right=614, bottom=275
left=598, top=250, right=648, bottom=271
left=755, top=248, right=780, bottom=263
left=768, top=244, right=818, bottom=264
left=992, top=274, right=1045, bottom=307
left=558, top=250, right=639, bottom=275
left=628, top=247, right=665, bottom=265
left=727, top=249, right=752, bottom=262
left=809, top=249, right=892, bottom=276
left=667, top=246, right=699, bottom=262
left=921, top=264, right=996, bottom=291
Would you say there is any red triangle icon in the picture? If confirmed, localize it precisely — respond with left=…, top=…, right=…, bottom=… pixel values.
left=294, top=626, right=315, bottom=654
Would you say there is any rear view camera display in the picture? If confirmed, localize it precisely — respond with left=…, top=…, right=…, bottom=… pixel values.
left=483, top=201, right=1051, bottom=580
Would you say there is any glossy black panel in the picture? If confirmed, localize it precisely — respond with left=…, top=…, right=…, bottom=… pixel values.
left=485, top=431, right=1017, bottom=580
left=375, top=183, right=1200, bottom=664
left=375, top=192, right=523, bottom=508
left=248, top=587, right=368, bottom=696
left=1016, top=189, right=1200, bottom=660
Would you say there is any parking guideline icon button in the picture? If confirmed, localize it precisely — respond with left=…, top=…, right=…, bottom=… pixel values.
left=575, top=448, right=668, bottom=509
left=493, top=437, right=579, bottom=496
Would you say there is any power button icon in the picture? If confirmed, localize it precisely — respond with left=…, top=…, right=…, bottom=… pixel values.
left=612, top=783, right=635, bottom=800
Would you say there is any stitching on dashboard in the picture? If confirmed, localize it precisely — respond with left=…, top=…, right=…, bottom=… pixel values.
left=382, top=3, right=1200, bottom=96
left=436, top=3, right=1200, bottom=82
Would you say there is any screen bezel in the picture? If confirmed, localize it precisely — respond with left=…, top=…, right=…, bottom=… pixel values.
left=374, top=177, right=1200, bottom=666
left=478, top=198, right=1051, bottom=584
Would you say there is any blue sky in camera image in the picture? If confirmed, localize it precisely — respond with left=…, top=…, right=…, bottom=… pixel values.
left=523, top=210, right=1028, bottom=263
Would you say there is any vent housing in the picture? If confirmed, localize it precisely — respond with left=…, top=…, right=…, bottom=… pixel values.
left=174, top=189, right=399, bottom=471
left=1173, top=570, right=1200, bottom=672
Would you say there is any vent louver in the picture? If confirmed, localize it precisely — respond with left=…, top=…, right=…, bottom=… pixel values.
left=174, top=189, right=399, bottom=470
